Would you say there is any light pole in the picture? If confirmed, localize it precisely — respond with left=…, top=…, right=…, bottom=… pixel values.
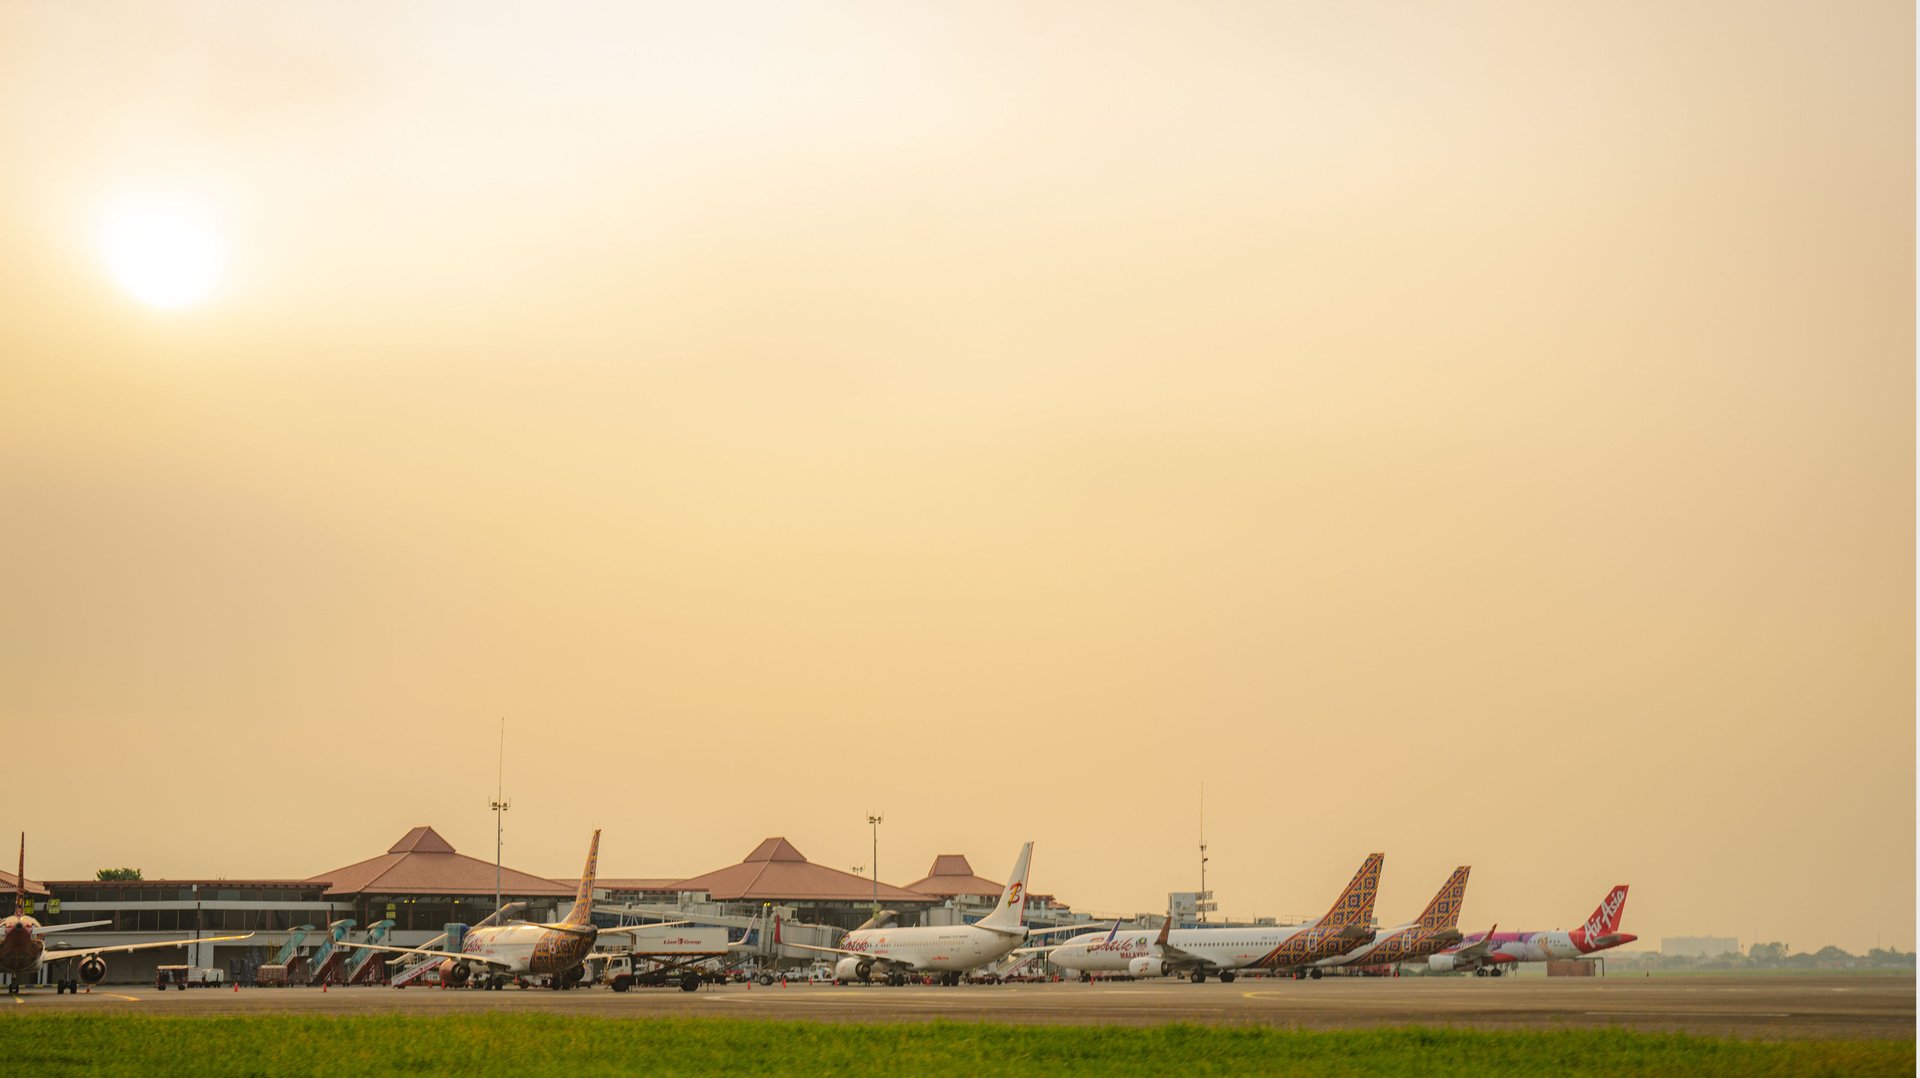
left=491, top=718, right=510, bottom=917
left=866, top=813, right=883, bottom=914
left=192, top=883, right=202, bottom=968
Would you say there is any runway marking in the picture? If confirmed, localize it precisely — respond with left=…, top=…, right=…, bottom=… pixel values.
left=100, top=993, right=142, bottom=1002
left=1585, top=1011, right=1793, bottom=1018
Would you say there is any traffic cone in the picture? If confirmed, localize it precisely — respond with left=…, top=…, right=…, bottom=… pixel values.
left=233, top=982, right=239, bottom=993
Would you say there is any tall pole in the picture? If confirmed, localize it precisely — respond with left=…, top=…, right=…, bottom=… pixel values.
left=866, top=813, right=883, bottom=914
left=1198, top=783, right=1209, bottom=924
left=491, top=718, right=511, bottom=917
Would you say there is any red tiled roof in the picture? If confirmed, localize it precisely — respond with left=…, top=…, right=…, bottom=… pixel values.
left=598, top=878, right=684, bottom=892
left=673, top=838, right=927, bottom=903
left=307, top=826, right=573, bottom=898
left=2, top=868, right=50, bottom=897
left=904, top=854, right=1003, bottom=898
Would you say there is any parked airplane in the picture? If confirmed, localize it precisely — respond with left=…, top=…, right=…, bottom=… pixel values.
left=0, top=834, right=253, bottom=995
left=782, top=841, right=1078, bottom=985
left=1313, top=865, right=1470, bottom=971
left=1045, top=853, right=1385, bottom=982
left=339, top=829, right=682, bottom=990
left=1428, top=885, right=1633, bottom=976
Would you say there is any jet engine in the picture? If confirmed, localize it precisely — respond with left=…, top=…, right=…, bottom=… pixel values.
left=833, top=957, right=865, bottom=983
left=78, top=956, right=109, bottom=984
left=1127, top=957, right=1171, bottom=978
left=1428, top=954, right=1465, bottom=974
left=440, top=959, right=473, bottom=986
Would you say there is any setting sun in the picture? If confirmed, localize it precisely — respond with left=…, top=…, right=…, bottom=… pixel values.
left=97, top=195, right=223, bottom=309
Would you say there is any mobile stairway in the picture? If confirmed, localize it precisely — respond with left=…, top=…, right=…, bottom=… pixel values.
left=345, top=919, right=397, bottom=984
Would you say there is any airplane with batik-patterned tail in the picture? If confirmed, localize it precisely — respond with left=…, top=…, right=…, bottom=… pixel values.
left=1427, top=885, right=1633, bottom=976
left=1, top=833, right=254, bottom=995
left=1311, top=865, right=1471, bottom=972
left=337, top=829, right=685, bottom=990
left=1042, top=853, right=1385, bottom=983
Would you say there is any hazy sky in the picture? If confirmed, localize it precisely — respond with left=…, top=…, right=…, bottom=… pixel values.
left=2, top=2, right=1910, bottom=951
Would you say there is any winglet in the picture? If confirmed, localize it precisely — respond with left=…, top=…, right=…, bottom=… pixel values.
left=1155, top=905, right=1173, bottom=948
left=1104, top=919, right=1121, bottom=944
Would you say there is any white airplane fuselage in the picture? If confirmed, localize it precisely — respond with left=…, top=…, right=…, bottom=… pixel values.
left=444, top=922, right=596, bottom=977
left=836, top=924, right=1021, bottom=974
left=1049, top=925, right=1307, bottom=974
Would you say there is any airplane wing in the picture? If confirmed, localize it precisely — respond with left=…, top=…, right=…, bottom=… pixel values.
left=779, top=940, right=920, bottom=971
left=325, top=939, right=515, bottom=969
left=1146, top=911, right=1208, bottom=967
left=1445, top=925, right=1510, bottom=967
left=35, top=921, right=115, bottom=935
left=1024, top=924, right=1104, bottom=936
left=43, top=933, right=256, bottom=964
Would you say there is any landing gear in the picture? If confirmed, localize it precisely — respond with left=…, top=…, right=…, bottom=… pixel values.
left=887, top=971, right=908, bottom=987
left=1219, top=972, right=1236, bottom=984
left=1309, top=969, right=1324, bottom=980
left=1474, top=968, right=1488, bottom=977
left=1189, top=970, right=1207, bottom=983
left=1490, top=968, right=1504, bottom=978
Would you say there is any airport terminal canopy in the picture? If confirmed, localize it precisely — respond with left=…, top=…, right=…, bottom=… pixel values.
left=904, top=854, right=1005, bottom=899
left=674, top=837, right=927, bottom=903
left=307, top=826, right=574, bottom=899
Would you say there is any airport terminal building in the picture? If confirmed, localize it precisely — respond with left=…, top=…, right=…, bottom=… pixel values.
left=11, top=826, right=1095, bottom=985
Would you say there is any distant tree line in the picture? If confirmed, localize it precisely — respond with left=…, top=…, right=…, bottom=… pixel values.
left=94, top=867, right=142, bottom=880
left=1610, top=942, right=1914, bottom=971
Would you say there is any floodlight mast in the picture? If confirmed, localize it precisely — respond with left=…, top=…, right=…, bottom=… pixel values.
left=491, top=718, right=510, bottom=916
left=867, top=813, right=884, bottom=914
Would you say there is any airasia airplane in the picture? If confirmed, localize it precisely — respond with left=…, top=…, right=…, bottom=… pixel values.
left=342, top=829, right=681, bottom=989
left=782, top=842, right=1082, bottom=985
left=1428, top=885, right=1633, bottom=976
left=1046, top=853, right=1385, bottom=982
left=1, top=834, right=253, bottom=995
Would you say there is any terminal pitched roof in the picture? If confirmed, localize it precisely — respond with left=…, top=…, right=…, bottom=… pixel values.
left=2, top=867, right=50, bottom=897
left=672, top=837, right=926, bottom=903
left=306, top=826, right=574, bottom=898
left=904, top=854, right=1004, bottom=898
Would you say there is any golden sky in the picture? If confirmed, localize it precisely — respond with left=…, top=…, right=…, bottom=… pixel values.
left=1, top=2, right=1911, bottom=951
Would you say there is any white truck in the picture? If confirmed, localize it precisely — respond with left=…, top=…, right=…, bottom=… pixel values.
left=595, top=927, right=737, bottom=993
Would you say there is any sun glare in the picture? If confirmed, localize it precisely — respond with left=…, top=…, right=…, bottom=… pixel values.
left=98, top=195, right=224, bottom=309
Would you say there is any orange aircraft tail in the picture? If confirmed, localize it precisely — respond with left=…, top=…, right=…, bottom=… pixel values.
left=559, top=829, right=601, bottom=926
left=1318, top=853, right=1384, bottom=930
left=1415, top=866, right=1471, bottom=930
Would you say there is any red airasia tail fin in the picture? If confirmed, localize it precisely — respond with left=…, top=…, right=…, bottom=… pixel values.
left=1583, top=885, right=1629, bottom=937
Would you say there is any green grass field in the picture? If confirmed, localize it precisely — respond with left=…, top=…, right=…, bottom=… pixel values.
left=4, top=1016, right=1913, bottom=1076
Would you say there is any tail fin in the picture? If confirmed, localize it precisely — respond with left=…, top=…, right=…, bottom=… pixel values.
left=1318, top=853, right=1385, bottom=929
left=977, top=841, right=1034, bottom=931
left=1582, top=885, right=1629, bottom=937
left=559, top=829, right=601, bottom=926
left=14, top=833, right=24, bottom=917
left=1416, top=866, right=1471, bottom=930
